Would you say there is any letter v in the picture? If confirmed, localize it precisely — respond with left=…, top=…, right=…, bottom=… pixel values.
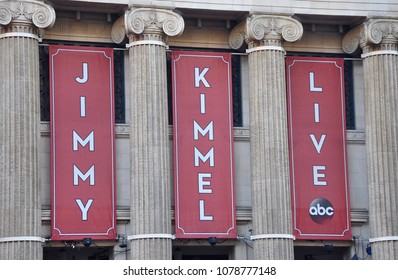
left=309, top=134, right=326, bottom=154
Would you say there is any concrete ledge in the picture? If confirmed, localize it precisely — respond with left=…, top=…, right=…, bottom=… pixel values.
left=41, top=122, right=365, bottom=143
left=41, top=207, right=368, bottom=225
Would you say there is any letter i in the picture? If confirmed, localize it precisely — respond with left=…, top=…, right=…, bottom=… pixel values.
left=314, top=103, right=320, bottom=123
left=200, top=94, right=206, bottom=114
left=80, top=96, right=86, bottom=117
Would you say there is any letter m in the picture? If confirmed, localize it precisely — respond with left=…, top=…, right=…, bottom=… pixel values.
left=73, top=165, right=95, bottom=186
left=194, top=147, right=214, bottom=167
left=73, top=130, right=94, bottom=151
left=193, top=120, right=214, bottom=140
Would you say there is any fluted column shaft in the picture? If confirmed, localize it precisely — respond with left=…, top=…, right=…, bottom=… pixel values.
left=244, top=15, right=303, bottom=260
left=249, top=48, right=294, bottom=259
left=124, top=7, right=184, bottom=260
left=343, top=18, right=398, bottom=259
left=0, top=0, right=55, bottom=259
left=364, top=52, right=398, bottom=259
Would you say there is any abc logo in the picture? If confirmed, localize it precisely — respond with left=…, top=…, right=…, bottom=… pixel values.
left=309, top=198, right=334, bottom=224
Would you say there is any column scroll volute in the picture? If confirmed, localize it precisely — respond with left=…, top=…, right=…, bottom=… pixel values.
left=111, top=15, right=127, bottom=45
left=0, top=0, right=55, bottom=29
left=343, top=18, right=398, bottom=55
left=228, top=19, right=246, bottom=50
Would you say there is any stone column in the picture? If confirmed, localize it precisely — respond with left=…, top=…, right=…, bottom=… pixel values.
left=0, top=0, right=55, bottom=259
left=123, top=6, right=184, bottom=259
left=230, top=15, right=303, bottom=259
left=343, top=18, right=398, bottom=260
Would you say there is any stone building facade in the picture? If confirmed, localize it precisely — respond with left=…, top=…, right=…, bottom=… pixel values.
left=0, top=0, right=397, bottom=260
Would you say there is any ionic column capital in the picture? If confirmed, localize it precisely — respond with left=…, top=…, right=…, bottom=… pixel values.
left=124, top=7, right=184, bottom=47
left=343, top=18, right=398, bottom=56
left=0, top=0, right=55, bottom=41
left=247, top=14, right=303, bottom=43
left=229, top=14, right=303, bottom=51
left=0, top=0, right=55, bottom=29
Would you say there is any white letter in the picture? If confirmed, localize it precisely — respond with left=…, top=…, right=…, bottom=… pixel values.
left=313, top=165, right=327, bottom=186
left=75, top=199, right=93, bottom=221
left=310, top=134, right=326, bottom=154
left=314, top=103, right=320, bottom=123
left=326, top=207, right=334, bottom=216
left=193, top=121, right=214, bottom=140
left=195, top=67, right=210, bottom=88
left=199, top=200, right=213, bottom=221
left=73, top=165, right=95, bottom=186
left=309, top=72, right=323, bottom=92
left=198, top=173, right=213, bottom=194
left=80, top=96, right=86, bottom=117
left=76, top=63, right=88, bottom=84
left=200, top=93, right=206, bottom=114
left=317, top=204, right=326, bottom=215
left=194, top=147, right=214, bottom=167
left=73, top=130, right=94, bottom=151
left=309, top=206, right=317, bottom=215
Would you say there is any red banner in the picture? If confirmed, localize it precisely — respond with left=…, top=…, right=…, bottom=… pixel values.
left=286, top=57, right=351, bottom=240
left=50, top=46, right=116, bottom=240
left=172, top=51, right=236, bottom=238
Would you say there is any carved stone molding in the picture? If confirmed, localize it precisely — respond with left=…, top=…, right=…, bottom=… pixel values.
left=229, top=14, right=303, bottom=50
left=124, top=7, right=184, bottom=44
left=247, top=14, right=303, bottom=42
left=342, top=24, right=363, bottom=54
left=111, top=15, right=126, bottom=45
left=364, top=19, right=398, bottom=46
left=0, top=0, right=55, bottom=29
left=246, top=14, right=303, bottom=48
left=343, top=18, right=398, bottom=55
left=229, top=19, right=246, bottom=50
